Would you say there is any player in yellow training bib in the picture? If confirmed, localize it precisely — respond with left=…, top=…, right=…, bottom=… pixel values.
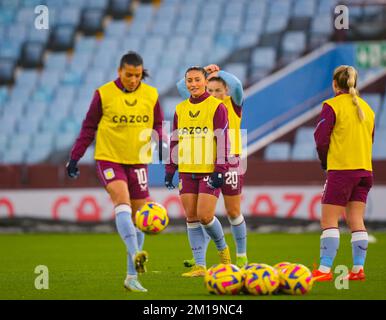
left=66, top=52, right=167, bottom=292
left=176, top=64, right=248, bottom=269
left=312, top=65, right=375, bottom=282
left=165, top=66, right=232, bottom=277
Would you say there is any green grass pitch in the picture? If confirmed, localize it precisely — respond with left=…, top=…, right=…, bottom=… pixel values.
left=1, top=232, right=385, bottom=300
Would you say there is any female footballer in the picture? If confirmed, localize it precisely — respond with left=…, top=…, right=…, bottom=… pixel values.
left=66, top=51, right=166, bottom=292
left=176, top=64, right=248, bottom=268
left=165, top=66, right=231, bottom=277
left=313, top=65, right=375, bottom=281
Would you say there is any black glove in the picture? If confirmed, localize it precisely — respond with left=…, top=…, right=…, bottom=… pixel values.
left=66, top=159, right=80, bottom=179
left=321, top=162, right=327, bottom=171
left=159, top=140, right=168, bottom=163
left=165, top=172, right=175, bottom=190
left=207, top=172, right=224, bottom=189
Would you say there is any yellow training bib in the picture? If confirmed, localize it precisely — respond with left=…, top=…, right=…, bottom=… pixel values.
left=176, top=96, right=222, bottom=173
left=95, top=81, right=158, bottom=164
left=323, top=94, right=374, bottom=171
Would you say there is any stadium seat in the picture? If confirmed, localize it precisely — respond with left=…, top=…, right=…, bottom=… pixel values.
left=85, top=0, right=108, bottom=10
left=1, top=0, right=20, bottom=10
left=32, top=132, right=54, bottom=148
left=107, top=0, right=133, bottom=19
left=197, top=19, right=218, bottom=35
left=155, top=3, right=178, bottom=20
left=264, top=142, right=291, bottom=161
left=159, top=50, right=182, bottom=68
left=268, top=0, right=291, bottom=15
left=9, top=133, right=31, bottom=151
left=61, top=69, right=84, bottom=86
left=224, top=63, right=248, bottom=85
left=246, top=0, right=267, bottom=17
left=75, top=37, right=97, bottom=53
left=317, top=0, right=337, bottom=14
left=251, top=47, right=276, bottom=70
left=265, top=15, right=289, bottom=34
left=236, top=32, right=260, bottom=49
left=48, top=24, right=76, bottom=51
left=69, top=52, right=93, bottom=70
left=311, top=15, right=333, bottom=37
left=25, top=101, right=48, bottom=117
left=27, top=28, right=50, bottom=44
left=150, top=20, right=174, bottom=37
left=78, top=145, right=95, bottom=164
left=45, top=53, right=69, bottom=71
left=0, top=58, right=16, bottom=85
left=54, top=132, right=77, bottom=151
left=55, top=87, right=76, bottom=103
left=79, top=8, right=104, bottom=36
left=0, top=41, right=22, bottom=61
left=0, top=114, right=16, bottom=134
left=57, top=7, right=81, bottom=27
left=291, top=143, right=317, bottom=160
left=40, top=117, right=63, bottom=134
left=84, top=70, right=106, bottom=86
left=175, top=19, right=195, bottom=36
left=361, top=93, right=382, bottom=116
left=378, top=107, right=386, bottom=129
left=282, top=31, right=307, bottom=55
left=25, top=145, right=52, bottom=164
left=166, top=37, right=189, bottom=53
left=0, top=133, right=8, bottom=153
left=373, top=128, right=386, bottom=159
left=19, top=41, right=45, bottom=68
left=121, top=37, right=143, bottom=53
left=211, top=46, right=233, bottom=66
left=220, top=17, right=243, bottom=35
left=16, top=115, right=41, bottom=134
left=224, top=1, right=245, bottom=16
left=2, top=147, right=25, bottom=164
left=105, top=20, right=129, bottom=38
left=294, top=127, right=315, bottom=144
left=0, top=87, right=9, bottom=107
left=161, top=97, right=181, bottom=120
left=15, top=7, right=34, bottom=26
left=215, top=33, right=236, bottom=50
left=3, top=102, right=24, bottom=118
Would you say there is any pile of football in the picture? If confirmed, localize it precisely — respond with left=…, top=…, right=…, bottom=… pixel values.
left=204, top=262, right=314, bottom=296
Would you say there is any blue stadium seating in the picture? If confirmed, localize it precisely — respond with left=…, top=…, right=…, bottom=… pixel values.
left=2, top=147, right=25, bottom=164
left=0, top=133, right=7, bottom=154
left=373, top=128, right=386, bottom=159
left=294, top=127, right=315, bottom=145
left=265, top=142, right=291, bottom=161
left=362, top=93, right=382, bottom=116
left=1, top=0, right=385, bottom=167
left=291, top=143, right=317, bottom=160
left=293, top=0, right=317, bottom=18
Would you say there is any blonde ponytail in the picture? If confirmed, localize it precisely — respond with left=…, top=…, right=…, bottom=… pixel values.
left=347, top=66, right=365, bottom=121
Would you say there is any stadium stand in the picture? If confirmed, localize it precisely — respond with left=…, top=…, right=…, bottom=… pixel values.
left=0, top=0, right=385, bottom=188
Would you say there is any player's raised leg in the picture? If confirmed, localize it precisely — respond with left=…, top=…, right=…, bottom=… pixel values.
left=224, top=194, right=248, bottom=267
left=197, top=193, right=231, bottom=265
left=312, top=204, right=342, bottom=282
left=107, top=180, right=147, bottom=292
left=346, top=200, right=369, bottom=280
